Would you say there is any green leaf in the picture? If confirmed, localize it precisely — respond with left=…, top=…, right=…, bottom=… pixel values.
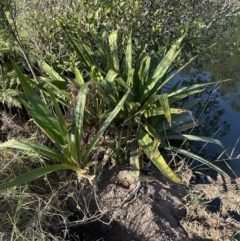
left=140, top=55, right=151, bottom=86
left=135, top=52, right=151, bottom=92
left=158, top=94, right=171, bottom=125
left=157, top=110, right=198, bottom=133
left=130, top=139, right=140, bottom=177
left=138, top=94, right=159, bottom=112
left=62, top=141, right=78, bottom=164
left=0, top=139, right=67, bottom=162
left=0, top=164, right=80, bottom=190
left=12, top=62, right=64, bottom=145
left=182, top=98, right=202, bottom=109
left=34, top=77, right=70, bottom=105
left=22, top=99, right=64, bottom=146
left=144, top=55, right=198, bottom=105
left=170, top=147, right=228, bottom=176
left=144, top=107, right=187, bottom=118
left=74, top=66, right=85, bottom=86
left=109, top=31, right=119, bottom=71
left=176, top=122, right=198, bottom=132
left=74, top=81, right=92, bottom=166
left=125, top=102, right=141, bottom=116
left=40, top=61, right=65, bottom=81
left=124, top=34, right=133, bottom=87
left=48, top=88, right=70, bottom=146
left=82, top=89, right=130, bottom=164
left=105, top=69, right=130, bottom=91
left=157, top=112, right=196, bottom=133
left=98, top=81, right=121, bottom=108
left=157, top=55, right=197, bottom=92
left=105, top=69, right=119, bottom=83
left=141, top=34, right=185, bottom=100
left=168, top=79, right=230, bottom=106
left=63, top=28, right=104, bottom=82
left=169, top=89, right=205, bottom=104
left=166, top=135, right=225, bottom=150
left=152, top=38, right=183, bottom=80
left=168, top=79, right=231, bottom=99
left=141, top=122, right=160, bottom=141
left=137, top=131, right=183, bottom=184
left=115, top=77, right=131, bottom=90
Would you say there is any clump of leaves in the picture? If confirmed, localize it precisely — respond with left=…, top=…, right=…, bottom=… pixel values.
left=65, top=29, right=230, bottom=184
left=0, top=62, right=130, bottom=190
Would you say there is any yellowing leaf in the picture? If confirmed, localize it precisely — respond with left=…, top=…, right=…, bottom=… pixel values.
left=137, top=130, right=183, bottom=184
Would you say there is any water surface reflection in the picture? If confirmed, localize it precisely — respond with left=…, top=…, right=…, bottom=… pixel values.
left=178, top=68, right=240, bottom=176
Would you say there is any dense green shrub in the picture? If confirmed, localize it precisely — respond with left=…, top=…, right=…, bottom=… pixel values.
left=1, top=0, right=240, bottom=72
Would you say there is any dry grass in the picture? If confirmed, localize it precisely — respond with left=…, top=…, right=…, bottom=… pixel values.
left=0, top=164, right=106, bottom=241
left=181, top=174, right=240, bottom=240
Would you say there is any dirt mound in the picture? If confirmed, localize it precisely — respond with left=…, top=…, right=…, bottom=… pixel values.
left=90, top=165, right=191, bottom=241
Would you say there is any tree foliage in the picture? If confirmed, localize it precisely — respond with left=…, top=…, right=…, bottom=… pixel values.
left=1, top=0, right=240, bottom=72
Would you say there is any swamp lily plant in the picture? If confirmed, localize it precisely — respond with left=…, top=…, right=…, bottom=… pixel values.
left=0, top=62, right=130, bottom=190
left=64, top=29, right=229, bottom=183
left=0, top=31, right=229, bottom=190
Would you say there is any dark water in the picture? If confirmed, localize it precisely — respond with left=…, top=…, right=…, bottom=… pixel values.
left=161, top=14, right=240, bottom=178
left=179, top=67, right=240, bottom=177
left=170, top=16, right=240, bottom=178
left=203, top=17, right=240, bottom=177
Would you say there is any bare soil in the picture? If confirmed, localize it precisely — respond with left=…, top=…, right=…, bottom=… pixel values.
left=65, top=165, right=192, bottom=241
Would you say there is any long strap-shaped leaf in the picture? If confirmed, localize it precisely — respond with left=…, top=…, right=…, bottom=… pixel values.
left=130, top=139, right=140, bottom=177
left=48, top=88, right=70, bottom=146
left=74, top=81, right=92, bottom=165
left=63, top=27, right=104, bottom=82
left=74, top=66, right=85, bottom=86
left=170, top=147, right=228, bottom=177
left=23, top=75, right=70, bottom=106
left=0, top=164, right=80, bottom=190
left=124, top=33, right=133, bottom=87
left=40, top=61, right=65, bottom=82
left=140, top=34, right=185, bottom=102
left=144, top=107, right=187, bottom=118
left=168, top=89, right=205, bottom=104
left=82, top=89, right=130, bottom=164
left=140, top=52, right=197, bottom=106
left=158, top=93, right=172, bottom=126
left=12, top=62, right=64, bottom=145
left=167, top=80, right=230, bottom=98
left=136, top=54, right=151, bottom=95
left=0, top=139, right=68, bottom=162
left=165, top=135, right=226, bottom=150
left=137, top=130, right=183, bottom=184
left=157, top=113, right=196, bottom=133
left=108, top=31, right=120, bottom=72
left=155, top=55, right=197, bottom=93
